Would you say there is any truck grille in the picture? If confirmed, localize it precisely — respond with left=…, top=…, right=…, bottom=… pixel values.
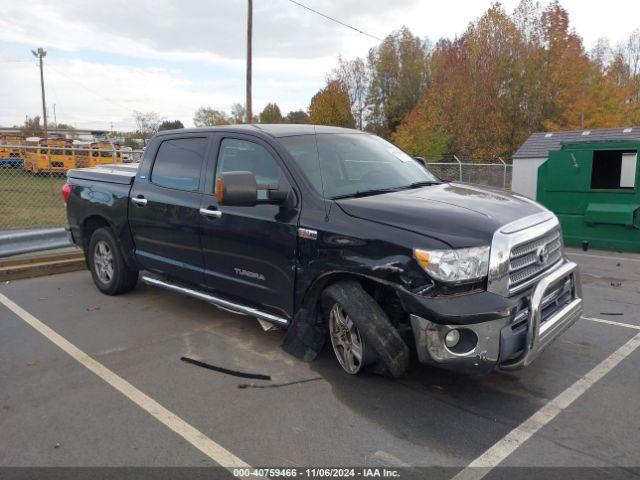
left=508, top=229, right=562, bottom=293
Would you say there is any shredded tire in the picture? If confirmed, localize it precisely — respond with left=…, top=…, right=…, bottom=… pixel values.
left=322, top=280, right=409, bottom=378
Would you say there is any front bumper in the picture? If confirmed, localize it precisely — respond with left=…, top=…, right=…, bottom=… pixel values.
left=409, top=261, right=583, bottom=374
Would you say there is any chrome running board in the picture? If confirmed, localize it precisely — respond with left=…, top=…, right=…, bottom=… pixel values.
left=141, top=275, right=289, bottom=327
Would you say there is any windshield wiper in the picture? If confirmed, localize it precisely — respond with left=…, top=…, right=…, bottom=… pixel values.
left=404, top=181, right=441, bottom=188
left=332, top=187, right=403, bottom=199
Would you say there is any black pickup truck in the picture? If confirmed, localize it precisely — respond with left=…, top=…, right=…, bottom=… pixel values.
left=64, top=125, right=583, bottom=377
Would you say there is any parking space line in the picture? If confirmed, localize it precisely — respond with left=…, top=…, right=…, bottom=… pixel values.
left=451, top=331, right=640, bottom=480
left=0, top=293, right=252, bottom=469
left=582, top=316, right=640, bottom=331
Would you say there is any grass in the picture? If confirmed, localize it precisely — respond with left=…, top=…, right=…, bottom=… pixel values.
left=0, top=167, right=68, bottom=230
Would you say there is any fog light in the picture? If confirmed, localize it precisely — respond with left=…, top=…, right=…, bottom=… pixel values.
left=445, top=329, right=460, bottom=348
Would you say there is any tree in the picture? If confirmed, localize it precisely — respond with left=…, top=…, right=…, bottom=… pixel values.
left=134, top=111, right=164, bottom=142
left=20, top=116, right=43, bottom=137
left=259, top=103, right=284, bottom=123
left=309, top=80, right=355, bottom=128
left=159, top=120, right=184, bottom=131
left=193, top=107, right=230, bottom=127
left=366, top=26, right=431, bottom=137
left=285, top=110, right=309, bottom=124
left=330, top=56, right=369, bottom=129
left=230, top=103, right=246, bottom=124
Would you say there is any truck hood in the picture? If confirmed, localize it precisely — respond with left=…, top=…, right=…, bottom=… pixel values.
left=335, top=182, right=546, bottom=248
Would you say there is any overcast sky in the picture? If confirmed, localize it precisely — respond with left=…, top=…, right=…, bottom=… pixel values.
left=1, top=0, right=639, bottom=131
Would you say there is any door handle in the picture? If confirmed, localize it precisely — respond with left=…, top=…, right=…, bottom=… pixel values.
left=131, top=197, right=147, bottom=206
left=200, top=208, right=222, bottom=218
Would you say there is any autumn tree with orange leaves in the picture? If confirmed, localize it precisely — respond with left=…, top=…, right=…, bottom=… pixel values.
left=323, top=0, right=640, bottom=159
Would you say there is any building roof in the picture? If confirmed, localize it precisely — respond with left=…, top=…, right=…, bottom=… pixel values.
left=155, top=124, right=362, bottom=138
left=513, top=126, right=640, bottom=159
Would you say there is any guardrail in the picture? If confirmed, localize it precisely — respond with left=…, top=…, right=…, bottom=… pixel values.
left=0, top=228, right=72, bottom=258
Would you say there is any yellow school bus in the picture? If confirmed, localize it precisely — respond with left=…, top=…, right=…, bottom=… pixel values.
left=0, top=134, right=25, bottom=165
left=23, top=138, right=75, bottom=173
left=89, top=141, right=122, bottom=166
left=73, top=142, right=92, bottom=168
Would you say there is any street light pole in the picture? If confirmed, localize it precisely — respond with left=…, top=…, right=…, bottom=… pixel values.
left=31, top=48, right=48, bottom=138
left=246, top=0, right=252, bottom=124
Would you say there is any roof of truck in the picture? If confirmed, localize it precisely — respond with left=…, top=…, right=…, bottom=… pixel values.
left=155, top=124, right=363, bottom=138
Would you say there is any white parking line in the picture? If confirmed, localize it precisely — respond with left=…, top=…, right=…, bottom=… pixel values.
left=0, top=293, right=252, bottom=469
left=582, top=316, right=640, bottom=331
left=451, top=331, right=640, bottom=480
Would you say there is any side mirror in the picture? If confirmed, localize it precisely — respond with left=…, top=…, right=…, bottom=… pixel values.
left=216, top=171, right=258, bottom=206
left=414, top=156, right=427, bottom=166
left=216, top=171, right=289, bottom=206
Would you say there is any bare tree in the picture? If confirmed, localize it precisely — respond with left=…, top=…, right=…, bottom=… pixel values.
left=330, top=56, right=370, bottom=130
left=133, top=111, right=164, bottom=143
left=230, top=103, right=247, bottom=124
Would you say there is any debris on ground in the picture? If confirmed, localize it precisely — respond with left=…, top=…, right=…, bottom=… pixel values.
left=180, top=356, right=271, bottom=380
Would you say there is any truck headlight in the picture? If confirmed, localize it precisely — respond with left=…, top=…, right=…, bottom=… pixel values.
left=413, top=246, right=490, bottom=283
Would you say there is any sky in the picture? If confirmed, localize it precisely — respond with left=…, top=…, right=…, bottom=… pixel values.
left=1, top=0, right=639, bottom=131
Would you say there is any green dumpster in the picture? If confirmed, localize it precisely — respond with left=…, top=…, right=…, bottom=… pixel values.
left=537, top=140, right=640, bottom=252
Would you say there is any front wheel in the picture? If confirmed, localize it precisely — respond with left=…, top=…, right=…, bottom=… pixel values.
left=88, top=227, right=138, bottom=295
left=322, top=280, right=409, bottom=378
left=328, top=303, right=366, bottom=374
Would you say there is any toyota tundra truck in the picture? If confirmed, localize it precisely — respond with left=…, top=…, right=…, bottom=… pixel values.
left=63, top=125, right=583, bottom=377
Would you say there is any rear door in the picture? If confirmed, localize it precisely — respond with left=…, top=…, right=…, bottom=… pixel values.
left=129, top=135, right=210, bottom=285
left=199, top=135, right=300, bottom=319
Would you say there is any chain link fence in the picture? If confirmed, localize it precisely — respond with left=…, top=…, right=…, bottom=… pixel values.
left=424, top=157, right=513, bottom=190
left=0, top=144, right=143, bottom=232
left=1, top=144, right=512, bottom=234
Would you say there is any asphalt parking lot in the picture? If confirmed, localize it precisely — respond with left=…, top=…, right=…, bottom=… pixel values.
left=1, top=247, right=639, bottom=478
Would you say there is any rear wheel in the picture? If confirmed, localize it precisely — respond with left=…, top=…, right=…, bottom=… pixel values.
left=322, top=280, right=409, bottom=378
left=88, top=227, right=138, bottom=295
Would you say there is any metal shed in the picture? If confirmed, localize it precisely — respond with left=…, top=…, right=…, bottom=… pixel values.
left=536, top=139, right=640, bottom=252
left=512, top=126, right=640, bottom=199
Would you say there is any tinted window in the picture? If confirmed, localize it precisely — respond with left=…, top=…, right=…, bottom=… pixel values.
left=152, top=137, right=208, bottom=191
left=216, top=138, right=283, bottom=199
left=279, top=133, right=438, bottom=198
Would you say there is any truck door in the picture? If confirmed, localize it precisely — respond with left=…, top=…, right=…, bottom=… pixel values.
left=129, top=135, right=210, bottom=285
left=199, top=135, right=300, bottom=319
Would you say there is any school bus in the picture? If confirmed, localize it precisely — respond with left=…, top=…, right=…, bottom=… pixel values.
left=0, top=134, right=25, bottom=165
left=73, top=141, right=92, bottom=168
left=23, top=138, right=75, bottom=173
left=89, top=141, right=123, bottom=166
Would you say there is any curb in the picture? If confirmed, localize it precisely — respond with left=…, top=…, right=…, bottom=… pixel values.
left=0, top=248, right=86, bottom=282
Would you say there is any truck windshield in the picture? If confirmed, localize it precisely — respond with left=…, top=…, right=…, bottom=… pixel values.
left=280, top=133, right=439, bottom=199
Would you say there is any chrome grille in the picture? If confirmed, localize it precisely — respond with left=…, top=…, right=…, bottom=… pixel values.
left=508, top=228, right=562, bottom=293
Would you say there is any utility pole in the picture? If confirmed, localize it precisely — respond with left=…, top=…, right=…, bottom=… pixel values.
left=53, top=103, right=57, bottom=126
left=246, top=0, right=252, bottom=124
left=31, top=48, right=48, bottom=138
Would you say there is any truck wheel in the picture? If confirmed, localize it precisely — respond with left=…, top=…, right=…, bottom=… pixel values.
left=321, top=280, right=409, bottom=378
left=88, top=227, right=138, bottom=295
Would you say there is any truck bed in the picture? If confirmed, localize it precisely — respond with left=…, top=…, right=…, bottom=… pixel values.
left=67, top=163, right=139, bottom=185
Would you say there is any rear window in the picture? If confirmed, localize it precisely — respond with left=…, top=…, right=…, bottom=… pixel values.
left=151, top=137, right=208, bottom=191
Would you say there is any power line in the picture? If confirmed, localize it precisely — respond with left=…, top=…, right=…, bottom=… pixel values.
left=287, top=0, right=383, bottom=42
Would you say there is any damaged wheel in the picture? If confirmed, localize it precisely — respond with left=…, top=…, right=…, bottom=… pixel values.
left=322, top=280, right=409, bottom=378
left=328, top=303, right=366, bottom=374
